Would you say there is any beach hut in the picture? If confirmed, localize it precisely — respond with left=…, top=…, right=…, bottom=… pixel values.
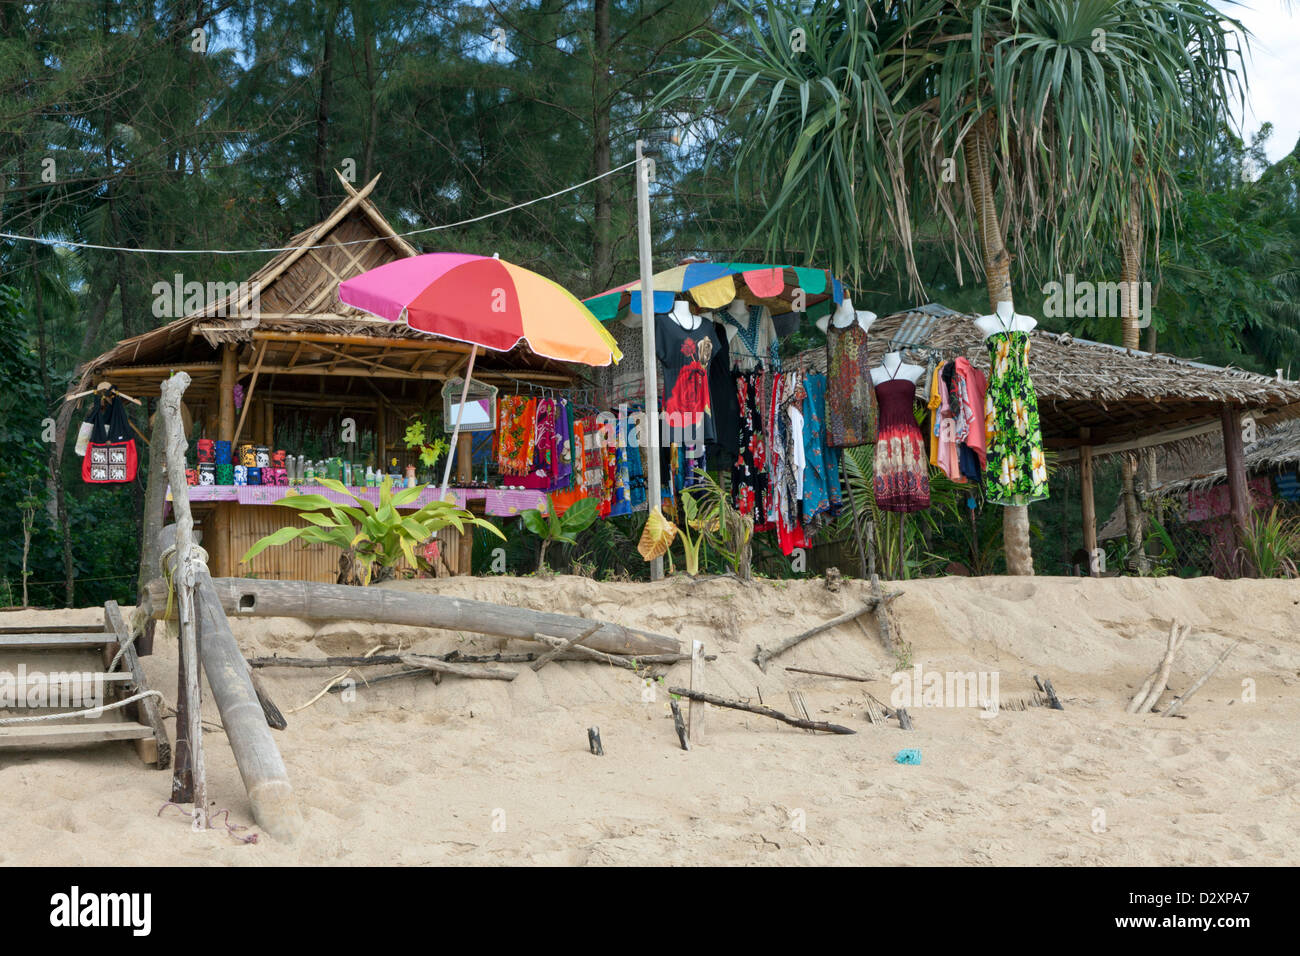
left=71, top=174, right=580, bottom=581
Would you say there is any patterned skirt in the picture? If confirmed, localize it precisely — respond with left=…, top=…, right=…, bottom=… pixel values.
left=874, top=423, right=930, bottom=513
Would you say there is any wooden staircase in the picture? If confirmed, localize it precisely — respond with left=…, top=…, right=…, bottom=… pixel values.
left=0, top=601, right=170, bottom=768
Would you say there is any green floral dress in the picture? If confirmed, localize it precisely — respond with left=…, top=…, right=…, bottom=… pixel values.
left=983, top=330, right=1049, bottom=506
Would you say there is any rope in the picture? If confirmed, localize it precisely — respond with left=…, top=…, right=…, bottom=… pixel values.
left=0, top=689, right=163, bottom=725
left=0, top=160, right=638, bottom=255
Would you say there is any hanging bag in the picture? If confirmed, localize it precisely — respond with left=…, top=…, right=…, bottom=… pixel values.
left=81, top=394, right=138, bottom=484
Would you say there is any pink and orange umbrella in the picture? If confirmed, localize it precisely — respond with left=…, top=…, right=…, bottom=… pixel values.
left=339, top=253, right=620, bottom=493
left=338, top=252, right=620, bottom=366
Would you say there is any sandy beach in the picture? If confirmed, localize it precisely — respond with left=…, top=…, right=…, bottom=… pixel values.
left=1, top=574, right=1297, bottom=866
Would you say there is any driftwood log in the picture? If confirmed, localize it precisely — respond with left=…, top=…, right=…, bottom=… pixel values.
left=530, top=623, right=602, bottom=672
left=158, top=526, right=302, bottom=842
left=144, top=577, right=678, bottom=657
left=1163, top=640, right=1240, bottom=718
left=249, top=650, right=701, bottom=669
left=587, top=727, right=604, bottom=756
left=670, top=700, right=690, bottom=751
left=784, top=666, right=874, bottom=683
left=399, top=654, right=516, bottom=681
left=1128, top=622, right=1189, bottom=714
left=668, top=687, right=855, bottom=735
left=753, top=591, right=900, bottom=671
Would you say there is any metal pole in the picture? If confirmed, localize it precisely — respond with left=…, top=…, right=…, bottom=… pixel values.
left=635, top=139, right=663, bottom=580
left=441, top=344, right=478, bottom=498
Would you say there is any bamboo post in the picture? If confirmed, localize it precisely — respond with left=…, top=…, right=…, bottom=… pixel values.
left=136, top=405, right=169, bottom=656
left=158, top=527, right=303, bottom=841
left=219, top=344, right=237, bottom=443
left=159, top=373, right=206, bottom=821
left=1221, top=405, right=1251, bottom=567
left=456, top=431, right=473, bottom=573
left=1079, top=428, right=1098, bottom=569
left=635, top=138, right=663, bottom=581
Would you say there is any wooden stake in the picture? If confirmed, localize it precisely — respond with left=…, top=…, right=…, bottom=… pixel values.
left=670, top=699, right=690, bottom=751
left=687, top=640, right=705, bottom=745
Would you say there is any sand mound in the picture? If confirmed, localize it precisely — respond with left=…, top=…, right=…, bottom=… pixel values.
left=1, top=574, right=1296, bottom=865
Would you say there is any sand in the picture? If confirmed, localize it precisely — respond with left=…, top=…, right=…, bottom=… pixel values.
left=1, top=573, right=1297, bottom=865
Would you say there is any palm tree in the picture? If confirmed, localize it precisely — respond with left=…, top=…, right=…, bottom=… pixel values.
left=657, top=0, right=1245, bottom=575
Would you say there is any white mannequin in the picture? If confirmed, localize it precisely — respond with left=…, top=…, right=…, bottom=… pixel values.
left=974, top=299, right=1036, bottom=339
left=669, top=299, right=701, bottom=330
left=871, top=350, right=925, bottom=386
left=817, top=296, right=877, bottom=334
left=726, top=298, right=748, bottom=323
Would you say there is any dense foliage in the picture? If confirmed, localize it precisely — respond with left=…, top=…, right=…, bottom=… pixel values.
left=1, top=2, right=1297, bottom=602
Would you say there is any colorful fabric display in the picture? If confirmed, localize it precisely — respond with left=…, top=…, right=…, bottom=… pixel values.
left=185, top=468, right=199, bottom=486
left=238, top=443, right=257, bottom=466
left=496, top=396, right=537, bottom=476
left=214, top=440, right=232, bottom=464
left=196, top=439, right=215, bottom=463
left=234, top=465, right=249, bottom=486
left=215, top=464, right=235, bottom=485
left=255, top=445, right=270, bottom=468
left=983, top=330, right=1048, bottom=505
left=247, top=467, right=262, bottom=485
left=264, top=467, right=288, bottom=486
left=873, top=375, right=930, bottom=513
left=271, top=449, right=287, bottom=467
left=198, top=463, right=216, bottom=485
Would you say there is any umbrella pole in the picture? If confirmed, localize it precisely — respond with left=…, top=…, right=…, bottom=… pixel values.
left=440, top=344, right=478, bottom=499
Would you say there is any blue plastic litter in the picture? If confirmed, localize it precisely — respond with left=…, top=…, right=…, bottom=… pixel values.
left=894, top=748, right=922, bottom=765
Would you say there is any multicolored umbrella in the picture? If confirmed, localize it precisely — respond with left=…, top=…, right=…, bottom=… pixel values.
left=339, top=253, right=620, bottom=493
left=583, top=261, right=845, bottom=322
left=339, top=252, right=621, bottom=366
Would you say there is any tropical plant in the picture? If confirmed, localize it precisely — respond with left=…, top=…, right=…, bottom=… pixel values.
left=241, top=477, right=502, bottom=585
left=519, top=494, right=600, bottom=572
left=403, top=420, right=450, bottom=471
left=1234, top=505, right=1300, bottom=579
left=684, top=472, right=755, bottom=579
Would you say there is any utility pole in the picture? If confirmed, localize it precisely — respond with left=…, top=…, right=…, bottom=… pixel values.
left=635, top=139, right=662, bottom=580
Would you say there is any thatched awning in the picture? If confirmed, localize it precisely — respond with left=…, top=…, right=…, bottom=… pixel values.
left=73, top=173, right=578, bottom=401
left=865, top=304, right=1300, bottom=450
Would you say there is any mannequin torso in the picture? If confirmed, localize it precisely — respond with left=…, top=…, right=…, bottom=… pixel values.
left=817, top=296, right=877, bottom=335
left=871, top=350, right=924, bottom=387
left=974, top=300, right=1036, bottom=340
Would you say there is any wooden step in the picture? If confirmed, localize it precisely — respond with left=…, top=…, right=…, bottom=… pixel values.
left=0, top=633, right=115, bottom=650
left=0, top=722, right=153, bottom=748
left=1, top=671, right=136, bottom=706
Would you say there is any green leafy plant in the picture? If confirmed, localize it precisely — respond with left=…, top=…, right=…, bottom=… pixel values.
left=241, top=476, right=502, bottom=585
left=1234, top=506, right=1300, bottom=579
left=682, top=473, right=754, bottom=580
left=404, top=420, right=450, bottom=469
left=520, top=494, right=599, bottom=572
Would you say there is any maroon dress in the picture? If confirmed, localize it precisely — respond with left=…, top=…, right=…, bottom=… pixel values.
left=873, top=377, right=930, bottom=512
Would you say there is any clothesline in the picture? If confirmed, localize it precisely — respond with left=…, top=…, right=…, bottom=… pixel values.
left=0, top=160, right=638, bottom=255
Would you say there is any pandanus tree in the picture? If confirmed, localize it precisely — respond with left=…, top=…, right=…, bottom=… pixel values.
left=656, top=0, right=1246, bottom=574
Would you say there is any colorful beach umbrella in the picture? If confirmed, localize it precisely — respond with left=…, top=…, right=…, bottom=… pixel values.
left=583, top=262, right=845, bottom=323
left=339, top=252, right=620, bottom=494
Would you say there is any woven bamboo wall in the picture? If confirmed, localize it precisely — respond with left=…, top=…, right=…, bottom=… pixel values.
left=210, top=504, right=462, bottom=582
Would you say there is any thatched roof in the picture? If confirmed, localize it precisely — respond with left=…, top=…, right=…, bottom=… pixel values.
left=74, top=172, right=575, bottom=400
left=861, top=304, right=1300, bottom=450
